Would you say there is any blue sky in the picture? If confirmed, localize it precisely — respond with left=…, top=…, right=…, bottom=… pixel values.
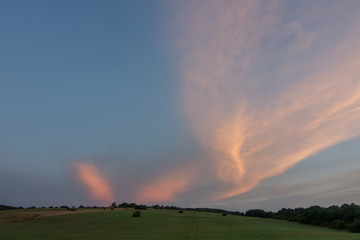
left=1, top=0, right=190, bottom=202
left=1, top=0, right=360, bottom=211
left=1, top=0, right=187, bottom=170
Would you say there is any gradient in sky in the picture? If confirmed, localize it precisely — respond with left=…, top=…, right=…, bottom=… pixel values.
left=1, top=0, right=360, bottom=211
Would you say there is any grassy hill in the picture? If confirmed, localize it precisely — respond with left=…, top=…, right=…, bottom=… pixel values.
left=1, top=208, right=359, bottom=239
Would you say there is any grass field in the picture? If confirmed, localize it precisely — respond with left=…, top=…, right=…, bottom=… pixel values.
left=1, top=208, right=359, bottom=239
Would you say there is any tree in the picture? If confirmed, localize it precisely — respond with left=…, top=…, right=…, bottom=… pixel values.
left=245, top=209, right=267, bottom=218
left=350, top=219, right=360, bottom=233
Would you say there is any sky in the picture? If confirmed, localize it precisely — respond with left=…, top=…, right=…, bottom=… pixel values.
left=1, top=0, right=360, bottom=211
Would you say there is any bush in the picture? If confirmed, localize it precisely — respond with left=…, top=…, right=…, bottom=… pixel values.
left=132, top=211, right=141, bottom=217
left=179, top=210, right=184, bottom=214
left=222, top=213, right=227, bottom=216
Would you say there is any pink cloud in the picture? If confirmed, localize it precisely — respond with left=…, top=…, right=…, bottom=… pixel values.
left=176, top=0, right=360, bottom=201
left=71, top=162, right=114, bottom=204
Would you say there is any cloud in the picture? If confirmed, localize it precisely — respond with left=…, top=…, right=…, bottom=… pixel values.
left=175, top=0, right=360, bottom=201
left=71, top=162, right=114, bottom=204
left=218, top=151, right=360, bottom=211
left=135, top=170, right=193, bottom=204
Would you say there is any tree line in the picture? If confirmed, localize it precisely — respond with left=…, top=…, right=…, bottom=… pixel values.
left=245, top=203, right=360, bottom=233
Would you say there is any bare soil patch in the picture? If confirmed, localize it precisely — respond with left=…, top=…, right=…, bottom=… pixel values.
left=0, top=209, right=109, bottom=223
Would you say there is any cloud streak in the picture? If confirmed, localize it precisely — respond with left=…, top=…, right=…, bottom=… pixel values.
left=71, top=162, right=114, bottom=204
left=176, top=0, right=360, bottom=200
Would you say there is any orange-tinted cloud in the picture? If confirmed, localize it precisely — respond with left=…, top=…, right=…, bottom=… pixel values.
left=71, top=162, right=114, bottom=204
left=176, top=0, right=360, bottom=200
left=136, top=170, right=193, bottom=204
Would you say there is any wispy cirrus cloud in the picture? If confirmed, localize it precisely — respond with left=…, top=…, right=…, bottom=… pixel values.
left=175, top=0, right=360, bottom=201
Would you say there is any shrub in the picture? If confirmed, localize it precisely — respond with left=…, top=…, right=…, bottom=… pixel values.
left=179, top=210, right=184, bottom=214
left=222, top=213, right=227, bottom=216
left=132, top=210, right=141, bottom=217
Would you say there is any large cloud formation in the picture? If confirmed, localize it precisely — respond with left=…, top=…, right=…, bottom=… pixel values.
left=176, top=0, right=360, bottom=201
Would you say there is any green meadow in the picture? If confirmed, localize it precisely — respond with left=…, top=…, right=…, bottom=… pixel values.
left=1, top=209, right=359, bottom=240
